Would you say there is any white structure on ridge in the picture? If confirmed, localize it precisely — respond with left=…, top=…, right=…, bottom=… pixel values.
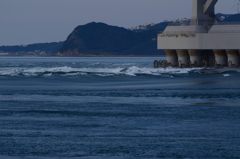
left=157, top=0, right=240, bottom=67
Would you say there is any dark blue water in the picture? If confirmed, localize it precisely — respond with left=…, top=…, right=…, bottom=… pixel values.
left=0, top=57, right=240, bottom=159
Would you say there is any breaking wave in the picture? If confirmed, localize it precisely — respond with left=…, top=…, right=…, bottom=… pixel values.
left=0, top=65, right=240, bottom=77
left=0, top=66, right=203, bottom=77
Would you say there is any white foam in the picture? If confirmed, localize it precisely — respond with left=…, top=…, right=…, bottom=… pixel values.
left=223, top=74, right=230, bottom=77
left=43, top=73, right=53, bottom=77
left=96, top=73, right=115, bottom=77
left=0, top=66, right=202, bottom=77
left=122, top=66, right=198, bottom=76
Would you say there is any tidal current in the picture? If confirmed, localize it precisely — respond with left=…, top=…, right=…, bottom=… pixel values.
left=0, top=57, right=240, bottom=159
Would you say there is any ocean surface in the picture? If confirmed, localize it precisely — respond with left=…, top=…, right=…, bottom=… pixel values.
left=0, top=57, right=240, bottom=159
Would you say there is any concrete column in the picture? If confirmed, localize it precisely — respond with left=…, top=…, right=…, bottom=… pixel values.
left=176, top=50, right=190, bottom=67
left=188, top=50, right=203, bottom=67
left=213, top=50, right=227, bottom=67
left=226, top=50, right=240, bottom=67
left=164, top=50, right=178, bottom=67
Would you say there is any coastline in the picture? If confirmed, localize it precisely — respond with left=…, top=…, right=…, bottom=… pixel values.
left=0, top=55, right=166, bottom=57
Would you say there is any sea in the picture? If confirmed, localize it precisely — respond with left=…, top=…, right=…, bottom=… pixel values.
left=0, top=57, right=240, bottom=159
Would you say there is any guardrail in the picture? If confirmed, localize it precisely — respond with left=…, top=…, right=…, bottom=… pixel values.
left=161, top=31, right=207, bottom=34
left=169, top=21, right=240, bottom=26
left=159, top=30, right=240, bottom=34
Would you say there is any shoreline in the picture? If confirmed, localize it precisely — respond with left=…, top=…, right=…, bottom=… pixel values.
left=0, top=55, right=166, bottom=57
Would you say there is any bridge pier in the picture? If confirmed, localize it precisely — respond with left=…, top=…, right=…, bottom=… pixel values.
left=160, top=49, right=240, bottom=68
left=188, top=50, right=203, bottom=67
left=176, top=50, right=190, bottom=67
left=157, top=0, right=240, bottom=68
left=164, top=50, right=178, bottom=67
left=226, top=50, right=240, bottom=67
left=213, top=50, right=227, bottom=67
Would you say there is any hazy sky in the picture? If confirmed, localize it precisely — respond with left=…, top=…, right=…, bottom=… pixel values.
left=0, top=0, right=238, bottom=46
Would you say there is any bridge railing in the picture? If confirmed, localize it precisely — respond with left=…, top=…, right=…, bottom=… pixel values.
left=159, top=30, right=240, bottom=34
left=169, top=21, right=240, bottom=26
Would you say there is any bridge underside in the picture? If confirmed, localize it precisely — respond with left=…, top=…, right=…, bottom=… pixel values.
left=157, top=27, right=240, bottom=68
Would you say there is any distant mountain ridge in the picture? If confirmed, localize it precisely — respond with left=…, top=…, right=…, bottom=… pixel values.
left=220, top=13, right=240, bottom=22
left=0, top=42, right=63, bottom=56
left=55, top=22, right=163, bottom=56
left=1, top=13, right=240, bottom=56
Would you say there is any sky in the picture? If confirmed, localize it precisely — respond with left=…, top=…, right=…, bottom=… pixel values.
left=0, top=0, right=238, bottom=46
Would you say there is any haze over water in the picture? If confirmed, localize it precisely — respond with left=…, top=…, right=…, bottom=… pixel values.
left=0, top=57, right=240, bottom=159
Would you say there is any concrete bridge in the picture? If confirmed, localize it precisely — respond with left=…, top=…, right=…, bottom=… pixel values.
left=191, top=0, right=218, bottom=25
left=157, top=0, right=240, bottom=68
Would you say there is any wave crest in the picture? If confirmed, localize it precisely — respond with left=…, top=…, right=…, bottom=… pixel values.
left=1, top=66, right=239, bottom=77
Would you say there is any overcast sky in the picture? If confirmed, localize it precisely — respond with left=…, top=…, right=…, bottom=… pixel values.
left=0, top=0, right=238, bottom=46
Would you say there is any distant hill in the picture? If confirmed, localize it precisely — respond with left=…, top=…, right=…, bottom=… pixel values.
left=222, top=14, right=240, bottom=22
left=0, top=42, right=63, bottom=56
left=2, top=13, right=240, bottom=57
left=55, top=22, right=164, bottom=56
left=129, top=21, right=172, bottom=32
left=215, top=13, right=232, bottom=21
